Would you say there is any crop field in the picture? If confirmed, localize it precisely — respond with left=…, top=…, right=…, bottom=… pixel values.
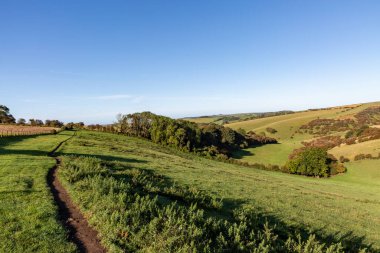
left=0, top=125, right=58, bottom=137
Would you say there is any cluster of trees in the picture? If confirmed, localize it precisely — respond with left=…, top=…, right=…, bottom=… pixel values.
left=22, top=119, right=64, bottom=128
left=245, top=131, right=278, bottom=145
left=63, top=122, right=85, bottom=130
left=0, top=105, right=16, bottom=124
left=285, top=147, right=345, bottom=177
left=86, top=124, right=115, bottom=132
left=1, top=104, right=65, bottom=128
left=115, top=112, right=252, bottom=157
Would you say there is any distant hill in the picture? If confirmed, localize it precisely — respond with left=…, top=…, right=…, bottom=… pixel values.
left=184, top=102, right=380, bottom=168
left=182, top=110, right=294, bottom=125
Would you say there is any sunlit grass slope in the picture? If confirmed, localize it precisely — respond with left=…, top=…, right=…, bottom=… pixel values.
left=0, top=132, right=76, bottom=253
left=226, top=102, right=380, bottom=166
left=330, top=139, right=380, bottom=160
left=58, top=131, right=380, bottom=249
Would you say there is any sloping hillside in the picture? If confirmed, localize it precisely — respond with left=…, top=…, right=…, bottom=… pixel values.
left=225, top=102, right=380, bottom=166
left=56, top=131, right=379, bottom=250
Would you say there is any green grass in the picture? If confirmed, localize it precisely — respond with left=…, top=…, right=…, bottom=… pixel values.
left=1, top=129, right=378, bottom=251
left=233, top=135, right=307, bottom=165
left=57, top=131, right=379, bottom=250
left=0, top=132, right=77, bottom=253
left=330, top=139, right=380, bottom=160
left=183, top=116, right=221, bottom=124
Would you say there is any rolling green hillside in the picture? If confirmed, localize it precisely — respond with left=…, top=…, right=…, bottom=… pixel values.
left=57, top=131, right=379, bottom=250
left=225, top=102, right=380, bottom=167
left=1, top=130, right=379, bottom=251
left=0, top=133, right=77, bottom=253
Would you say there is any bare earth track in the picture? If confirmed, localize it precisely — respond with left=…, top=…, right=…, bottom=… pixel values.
left=47, top=132, right=106, bottom=253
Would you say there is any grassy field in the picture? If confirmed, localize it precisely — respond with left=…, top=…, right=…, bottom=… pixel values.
left=183, top=116, right=221, bottom=124
left=56, top=130, right=379, bottom=250
left=330, top=139, right=380, bottom=160
left=0, top=132, right=76, bottom=253
left=1, top=129, right=379, bottom=251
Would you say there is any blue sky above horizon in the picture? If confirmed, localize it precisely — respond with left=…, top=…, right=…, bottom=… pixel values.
left=1, top=0, right=379, bottom=124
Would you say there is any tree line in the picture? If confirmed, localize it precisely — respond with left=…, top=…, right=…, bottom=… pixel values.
left=109, top=112, right=276, bottom=158
left=1, top=104, right=65, bottom=128
left=114, top=112, right=245, bottom=157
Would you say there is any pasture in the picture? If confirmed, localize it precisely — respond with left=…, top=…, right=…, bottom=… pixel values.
left=1, top=128, right=379, bottom=252
left=226, top=102, right=380, bottom=167
left=56, top=131, right=379, bottom=251
left=0, top=132, right=76, bottom=252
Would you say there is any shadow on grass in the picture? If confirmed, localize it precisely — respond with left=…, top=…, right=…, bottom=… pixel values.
left=58, top=152, right=148, bottom=164
left=232, top=142, right=282, bottom=159
left=0, top=135, right=40, bottom=147
left=232, top=149, right=254, bottom=159
left=0, top=148, right=147, bottom=164
left=0, top=149, right=48, bottom=156
left=253, top=211, right=376, bottom=252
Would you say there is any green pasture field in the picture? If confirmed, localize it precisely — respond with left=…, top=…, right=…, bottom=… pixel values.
left=0, top=132, right=76, bottom=253
left=1, top=129, right=379, bottom=251
left=56, top=131, right=380, bottom=250
left=227, top=102, right=380, bottom=167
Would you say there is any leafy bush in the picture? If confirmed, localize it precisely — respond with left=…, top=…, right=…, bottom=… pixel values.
left=354, top=153, right=380, bottom=161
left=286, top=147, right=338, bottom=177
left=266, top=127, right=278, bottom=134
left=339, top=156, right=350, bottom=163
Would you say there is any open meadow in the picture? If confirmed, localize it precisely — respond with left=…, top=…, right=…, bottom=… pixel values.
left=1, top=128, right=379, bottom=252
left=225, top=102, right=380, bottom=170
left=2, top=1, right=380, bottom=252
left=0, top=132, right=76, bottom=252
left=55, top=131, right=379, bottom=251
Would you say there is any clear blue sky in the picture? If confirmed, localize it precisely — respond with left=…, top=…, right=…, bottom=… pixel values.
left=1, top=0, right=379, bottom=123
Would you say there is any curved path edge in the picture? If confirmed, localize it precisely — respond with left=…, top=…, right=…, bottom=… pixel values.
left=47, top=131, right=106, bottom=253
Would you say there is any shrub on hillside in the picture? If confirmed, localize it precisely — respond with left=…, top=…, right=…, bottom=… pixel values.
left=302, top=136, right=343, bottom=149
left=354, top=153, right=380, bottom=161
left=245, top=131, right=278, bottom=145
left=266, top=127, right=277, bottom=134
left=339, top=156, right=350, bottom=163
left=286, top=147, right=344, bottom=177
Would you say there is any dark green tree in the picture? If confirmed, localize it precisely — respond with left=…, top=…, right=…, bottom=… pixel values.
left=286, top=147, right=330, bottom=177
left=0, top=105, right=16, bottom=124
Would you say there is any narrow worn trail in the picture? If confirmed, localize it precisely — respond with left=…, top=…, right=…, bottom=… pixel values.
left=47, top=132, right=106, bottom=253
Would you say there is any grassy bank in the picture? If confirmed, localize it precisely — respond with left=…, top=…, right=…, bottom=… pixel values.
left=0, top=132, right=76, bottom=252
left=57, top=131, right=379, bottom=251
